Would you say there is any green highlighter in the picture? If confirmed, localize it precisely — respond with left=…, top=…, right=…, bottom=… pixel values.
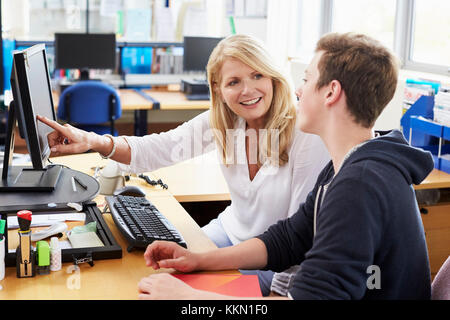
left=36, top=241, right=50, bottom=275
left=0, top=219, right=5, bottom=240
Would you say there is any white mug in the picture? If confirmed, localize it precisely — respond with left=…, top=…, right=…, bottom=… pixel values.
left=98, top=161, right=126, bottom=195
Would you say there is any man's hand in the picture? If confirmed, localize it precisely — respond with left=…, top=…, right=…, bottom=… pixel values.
left=138, top=273, right=203, bottom=300
left=144, top=240, right=200, bottom=273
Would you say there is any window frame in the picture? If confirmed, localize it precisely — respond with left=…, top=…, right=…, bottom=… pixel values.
left=398, top=0, right=450, bottom=75
left=312, top=0, right=450, bottom=76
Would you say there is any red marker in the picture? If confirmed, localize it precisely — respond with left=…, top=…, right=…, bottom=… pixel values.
left=17, top=210, right=32, bottom=231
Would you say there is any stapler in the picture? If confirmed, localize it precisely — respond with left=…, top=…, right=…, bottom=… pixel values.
left=16, top=210, right=36, bottom=278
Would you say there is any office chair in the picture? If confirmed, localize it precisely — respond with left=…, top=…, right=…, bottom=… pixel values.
left=431, top=256, right=450, bottom=300
left=57, top=81, right=122, bottom=136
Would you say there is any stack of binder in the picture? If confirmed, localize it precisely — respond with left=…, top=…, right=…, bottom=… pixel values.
left=434, top=87, right=450, bottom=126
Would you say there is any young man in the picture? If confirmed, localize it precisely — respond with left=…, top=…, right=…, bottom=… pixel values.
left=138, top=33, right=434, bottom=300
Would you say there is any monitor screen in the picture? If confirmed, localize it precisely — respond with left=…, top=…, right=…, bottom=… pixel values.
left=54, top=33, right=116, bottom=70
left=183, top=36, right=223, bottom=72
left=10, top=44, right=56, bottom=169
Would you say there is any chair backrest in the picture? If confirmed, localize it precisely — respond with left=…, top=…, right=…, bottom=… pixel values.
left=431, top=256, right=450, bottom=300
left=57, top=81, right=121, bottom=124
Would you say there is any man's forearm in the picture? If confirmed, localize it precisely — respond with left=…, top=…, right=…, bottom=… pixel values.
left=197, top=238, right=268, bottom=271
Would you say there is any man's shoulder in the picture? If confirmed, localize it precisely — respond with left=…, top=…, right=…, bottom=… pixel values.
left=338, top=158, right=401, bottom=182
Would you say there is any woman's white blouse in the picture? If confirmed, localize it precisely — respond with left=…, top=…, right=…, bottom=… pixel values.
left=117, top=110, right=330, bottom=245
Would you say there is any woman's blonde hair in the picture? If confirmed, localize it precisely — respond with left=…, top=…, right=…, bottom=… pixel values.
left=207, top=34, right=297, bottom=167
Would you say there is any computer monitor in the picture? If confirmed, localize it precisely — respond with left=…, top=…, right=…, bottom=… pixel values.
left=54, top=33, right=116, bottom=79
left=183, top=36, right=223, bottom=73
left=1, top=44, right=62, bottom=191
left=0, top=110, right=6, bottom=150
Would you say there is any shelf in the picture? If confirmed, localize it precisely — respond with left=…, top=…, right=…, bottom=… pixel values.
left=15, top=40, right=184, bottom=49
left=410, top=116, right=443, bottom=138
left=410, top=116, right=450, bottom=174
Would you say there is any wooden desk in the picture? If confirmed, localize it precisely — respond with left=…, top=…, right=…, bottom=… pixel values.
left=118, top=89, right=154, bottom=111
left=141, top=89, right=211, bottom=110
left=48, top=152, right=229, bottom=203
left=414, top=169, right=450, bottom=279
left=54, top=88, right=211, bottom=111
left=151, top=152, right=230, bottom=203
left=0, top=195, right=217, bottom=299
left=52, top=88, right=210, bottom=136
left=414, top=168, right=450, bottom=190
left=119, top=88, right=210, bottom=136
left=0, top=153, right=221, bottom=300
left=49, top=152, right=172, bottom=199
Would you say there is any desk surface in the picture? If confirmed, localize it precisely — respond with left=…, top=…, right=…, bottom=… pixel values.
left=48, top=152, right=230, bottom=202
left=2, top=151, right=448, bottom=299
left=53, top=88, right=211, bottom=111
left=141, top=89, right=211, bottom=110
left=118, top=89, right=154, bottom=110
left=42, top=152, right=450, bottom=201
left=151, top=152, right=230, bottom=202
left=49, top=153, right=172, bottom=198
left=0, top=195, right=218, bottom=299
left=0, top=153, right=221, bottom=300
left=414, top=169, right=450, bottom=190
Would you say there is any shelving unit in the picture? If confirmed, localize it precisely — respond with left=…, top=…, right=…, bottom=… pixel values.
left=7, top=39, right=184, bottom=86
left=401, top=95, right=450, bottom=174
left=402, top=93, right=450, bottom=279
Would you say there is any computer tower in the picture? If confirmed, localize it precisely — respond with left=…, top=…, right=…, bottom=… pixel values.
left=181, top=79, right=209, bottom=95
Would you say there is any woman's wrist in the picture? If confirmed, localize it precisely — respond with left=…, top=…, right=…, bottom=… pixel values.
left=90, top=132, right=113, bottom=156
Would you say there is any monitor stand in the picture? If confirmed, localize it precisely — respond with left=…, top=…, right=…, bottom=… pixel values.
left=0, top=165, right=62, bottom=191
left=0, top=101, right=62, bottom=191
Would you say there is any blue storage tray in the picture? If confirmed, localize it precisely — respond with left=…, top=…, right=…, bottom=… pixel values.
left=410, top=116, right=443, bottom=138
left=409, top=116, right=450, bottom=174
left=443, top=126, right=450, bottom=141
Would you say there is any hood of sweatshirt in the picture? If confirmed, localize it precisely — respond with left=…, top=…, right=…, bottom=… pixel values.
left=339, top=129, right=434, bottom=186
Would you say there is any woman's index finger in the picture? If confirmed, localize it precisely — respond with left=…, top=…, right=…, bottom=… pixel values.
left=36, top=115, right=66, bottom=132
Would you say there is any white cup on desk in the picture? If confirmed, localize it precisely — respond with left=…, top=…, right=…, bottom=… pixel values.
left=98, top=161, right=126, bottom=195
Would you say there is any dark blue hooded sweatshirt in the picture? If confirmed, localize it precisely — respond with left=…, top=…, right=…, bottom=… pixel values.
left=257, top=130, right=434, bottom=299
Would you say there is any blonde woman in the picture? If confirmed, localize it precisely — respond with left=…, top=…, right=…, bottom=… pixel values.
left=38, top=34, right=329, bottom=295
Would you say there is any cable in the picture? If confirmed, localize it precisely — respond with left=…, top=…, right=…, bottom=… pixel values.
left=138, top=174, right=168, bottom=189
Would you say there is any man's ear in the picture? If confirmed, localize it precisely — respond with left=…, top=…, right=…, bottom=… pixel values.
left=325, top=80, right=342, bottom=106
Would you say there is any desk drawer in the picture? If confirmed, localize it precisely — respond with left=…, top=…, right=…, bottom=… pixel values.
left=419, top=203, right=450, bottom=277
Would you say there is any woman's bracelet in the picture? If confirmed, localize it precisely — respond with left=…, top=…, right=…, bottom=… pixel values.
left=101, top=134, right=117, bottom=159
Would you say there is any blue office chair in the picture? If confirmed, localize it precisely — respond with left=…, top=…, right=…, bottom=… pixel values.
left=57, top=81, right=122, bottom=136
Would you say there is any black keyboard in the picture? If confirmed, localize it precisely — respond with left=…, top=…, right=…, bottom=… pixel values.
left=106, top=195, right=187, bottom=252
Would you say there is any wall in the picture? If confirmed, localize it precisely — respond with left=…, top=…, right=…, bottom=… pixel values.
left=231, top=17, right=267, bottom=42
left=2, top=0, right=29, bottom=39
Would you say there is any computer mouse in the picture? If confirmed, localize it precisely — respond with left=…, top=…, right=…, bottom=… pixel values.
left=113, top=185, right=146, bottom=197
left=31, top=222, right=68, bottom=242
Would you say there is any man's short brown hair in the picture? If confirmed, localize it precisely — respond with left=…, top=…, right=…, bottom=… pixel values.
left=315, top=33, right=399, bottom=128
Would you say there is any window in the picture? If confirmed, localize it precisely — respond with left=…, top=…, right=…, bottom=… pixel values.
left=291, top=0, right=450, bottom=75
left=1, top=0, right=194, bottom=41
left=332, top=0, right=396, bottom=51
left=294, top=0, right=322, bottom=62
left=410, top=0, right=450, bottom=68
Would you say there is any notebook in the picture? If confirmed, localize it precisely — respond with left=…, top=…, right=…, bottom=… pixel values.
left=173, top=274, right=262, bottom=297
left=68, top=232, right=104, bottom=248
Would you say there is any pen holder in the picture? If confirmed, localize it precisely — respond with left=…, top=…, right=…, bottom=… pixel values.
left=16, top=230, right=35, bottom=278
left=0, top=238, right=5, bottom=280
